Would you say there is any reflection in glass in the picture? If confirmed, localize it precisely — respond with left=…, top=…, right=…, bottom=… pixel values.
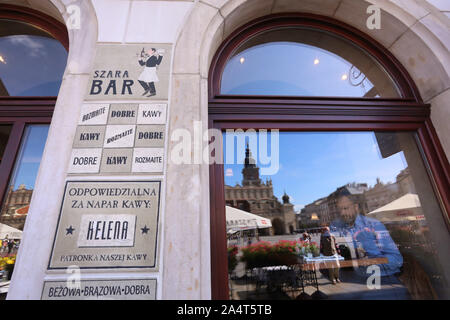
left=0, top=125, right=12, bottom=164
left=0, top=125, right=49, bottom=242
left=224, top=131, right=450, bottom=300
left=0, top=19, right=67, bottom=96
left=221, top=28, right=400, bottom=97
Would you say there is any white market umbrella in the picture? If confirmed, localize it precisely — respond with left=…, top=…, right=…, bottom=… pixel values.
left=367, top=193, right=423, bottom=223
left=0, top=223, right=22, bottom=239
left=225, top=206, right=272, bottom=232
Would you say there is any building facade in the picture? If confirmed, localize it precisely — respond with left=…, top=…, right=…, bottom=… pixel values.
left=299, top=169, right=417, bottom=227
left=0, top=0, right=449, bottom=300
left=225, top=146, right=296, bottom=235
left=0, top=184, right=32, bottom=230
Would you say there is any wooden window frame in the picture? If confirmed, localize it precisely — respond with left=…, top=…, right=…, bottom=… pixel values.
left=0, top=5, right=68, bottom=214
left=208, top=13, right=450, bottom=300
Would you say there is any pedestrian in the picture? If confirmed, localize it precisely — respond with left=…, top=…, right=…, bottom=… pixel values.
left=320, top=227, right=340, bottom=284
left=302, top=232, right=311, bottom=243
left=1, top=235, right=9, bottom=254
left=7, top=239, right=14, bottom=255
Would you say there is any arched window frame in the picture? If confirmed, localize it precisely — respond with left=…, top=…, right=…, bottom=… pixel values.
left=208, top=13, right=450, bottom=299
left=0, top=4, right=69, bottom=214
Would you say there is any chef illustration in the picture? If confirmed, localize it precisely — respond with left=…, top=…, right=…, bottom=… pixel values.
left=138, top=47, right=164, bottom=97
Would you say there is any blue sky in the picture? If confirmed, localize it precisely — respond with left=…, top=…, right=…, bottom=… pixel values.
left=10, top=125, right=49, bottom=190
left=223, top=131, right=408, bottom=212
left=0, top=35, right=67, bottom=96
left=221, top=42, right=379, bottom=97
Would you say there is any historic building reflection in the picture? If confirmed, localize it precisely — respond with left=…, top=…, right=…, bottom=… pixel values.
left=225, top=145, right=296, bottom=236
left=298, top=168, right=416, bottom=229
left=0, top=184, right=32, bottom=231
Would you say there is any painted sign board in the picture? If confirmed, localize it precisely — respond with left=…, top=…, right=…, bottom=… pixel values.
left=69, top=103, right=167, bottom=174
left=86, top=44, right=171, bottom=100
left=48, top=181, right=161, bottom=269
left=41, top=279, right=157, bottom=300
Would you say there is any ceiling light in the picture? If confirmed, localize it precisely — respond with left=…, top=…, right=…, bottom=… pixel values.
left=314, top=58, right=319, bottom=65
left=240, top=57, right=245, bottom=64
left=341, top=74, right=348, bottom=80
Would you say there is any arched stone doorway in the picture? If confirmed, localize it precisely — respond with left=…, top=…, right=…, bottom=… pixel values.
left=5, top=0, right=98, bottom=300
left=169, top=0, right=450, bottom=300
left=271, top=218, right=285, bottom=235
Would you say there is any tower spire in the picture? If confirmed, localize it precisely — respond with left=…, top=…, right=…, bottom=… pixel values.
left=244, top=143, right=256, bottom=167
left=282, top=190, right=290, bottom=204
left=242, top=144, right=260, bottom=186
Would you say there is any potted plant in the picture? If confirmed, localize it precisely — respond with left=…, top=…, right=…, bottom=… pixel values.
left=271, top=240, right=298, bottom=266
left=310, top=242, right=320, bottom=257
left=1, top=256, right=16, bottom=280
left=241, top=240, right=300, bottom=268
left=227, top=246, right=239, bottom=274
left=297, top=240, right=307, bottom=256
left=241, top=241, right=272, bottom=269
left=303, top=242, right=312, bottom=258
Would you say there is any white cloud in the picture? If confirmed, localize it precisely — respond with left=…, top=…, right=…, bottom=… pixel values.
left=7, top=35, right=46, bottom=57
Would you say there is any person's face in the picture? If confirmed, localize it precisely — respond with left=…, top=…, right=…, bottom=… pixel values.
left=148, top=49, right=155, bottom=56
left=337, top=196, right=359, bottom=224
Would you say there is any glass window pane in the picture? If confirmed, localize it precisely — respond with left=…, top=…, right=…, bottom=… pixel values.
left=0, top=19, right=67, bottom=96
left=224, top=131, right=450, bottom=300
left=221, top=28, right=400, bottom=97
left=0, top=125, right=12, bottom=164
left=0, top=125, right=49, bottom=249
